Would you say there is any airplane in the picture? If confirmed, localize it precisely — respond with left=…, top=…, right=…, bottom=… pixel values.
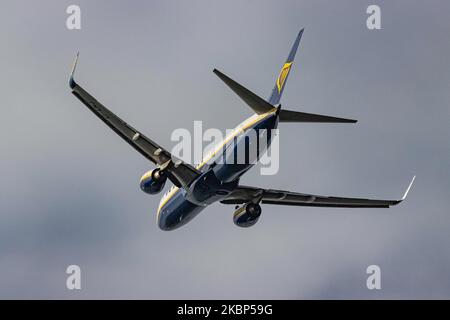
left=69, top=29, right=415, bottom=231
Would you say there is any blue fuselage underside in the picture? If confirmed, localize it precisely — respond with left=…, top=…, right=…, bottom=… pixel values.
left=158, top=111, right=278, bottom=230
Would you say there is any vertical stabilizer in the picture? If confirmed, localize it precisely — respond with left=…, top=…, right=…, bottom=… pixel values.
left=268, top=29, right=304, bottom=105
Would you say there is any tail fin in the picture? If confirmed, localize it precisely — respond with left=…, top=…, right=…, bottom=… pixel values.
left=268, top=29, right=304, bottom=105
left=212, top=29, right=304, bottom=115
left=269, top=29, right=357, bottom=124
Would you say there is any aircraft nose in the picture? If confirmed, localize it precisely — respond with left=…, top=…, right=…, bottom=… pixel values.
left=157, top=199, right=204, bottom=231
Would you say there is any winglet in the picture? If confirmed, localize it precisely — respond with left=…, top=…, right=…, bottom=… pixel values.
left=401, top=175, right=416, bottom=201
left=69, top=52, right=79, bottom=89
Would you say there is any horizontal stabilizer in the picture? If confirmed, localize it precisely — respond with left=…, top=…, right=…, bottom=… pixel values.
left=213, top=68, right=276, bottom=115
left=279, top=109, right=357, bottom=123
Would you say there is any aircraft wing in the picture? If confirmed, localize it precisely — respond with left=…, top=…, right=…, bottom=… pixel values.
left=221, top=177, right=415, bottom=208
left=68, top=53, right=201, bottom=188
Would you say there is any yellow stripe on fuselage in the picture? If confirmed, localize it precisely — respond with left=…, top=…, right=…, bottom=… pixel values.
left=156, top=109, right=277, bottom=219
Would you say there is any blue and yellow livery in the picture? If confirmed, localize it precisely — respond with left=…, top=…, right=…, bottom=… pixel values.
left=69, top=29, right=414, bottom=231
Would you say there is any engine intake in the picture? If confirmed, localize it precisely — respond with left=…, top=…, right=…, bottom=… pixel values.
left=140, top=168, right=167, bottom=194
left=233, top=202, right=262, bottom=227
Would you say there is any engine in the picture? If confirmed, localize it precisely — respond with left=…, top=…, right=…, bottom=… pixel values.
left=139, top=168, right=167, bottom=194
left=233, top=202, right=262, bottom=227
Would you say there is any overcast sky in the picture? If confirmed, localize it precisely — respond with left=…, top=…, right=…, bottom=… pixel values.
left=0, top=0, right=449, bottom=299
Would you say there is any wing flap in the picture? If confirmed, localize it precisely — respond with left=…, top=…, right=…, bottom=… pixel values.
left=221, top=177, right=415, bottom=208
left=69, top=54, right=200, bottom=188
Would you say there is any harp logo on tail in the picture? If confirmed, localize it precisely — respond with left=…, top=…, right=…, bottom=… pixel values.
left=276, top=62, right=293, bottom=93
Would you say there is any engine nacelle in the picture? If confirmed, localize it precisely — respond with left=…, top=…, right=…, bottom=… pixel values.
left=140, top=169, right=167, bottom=194
left=233, top=202, right=262, bottom=228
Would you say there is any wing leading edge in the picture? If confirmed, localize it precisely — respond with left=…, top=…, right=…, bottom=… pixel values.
left=221, top=176, right=415, bottom=208
left=68, top=53, right=201, bottom=188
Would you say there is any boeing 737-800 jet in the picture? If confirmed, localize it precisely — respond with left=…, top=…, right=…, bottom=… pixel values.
left=69, top=29, right=414, bottom=230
